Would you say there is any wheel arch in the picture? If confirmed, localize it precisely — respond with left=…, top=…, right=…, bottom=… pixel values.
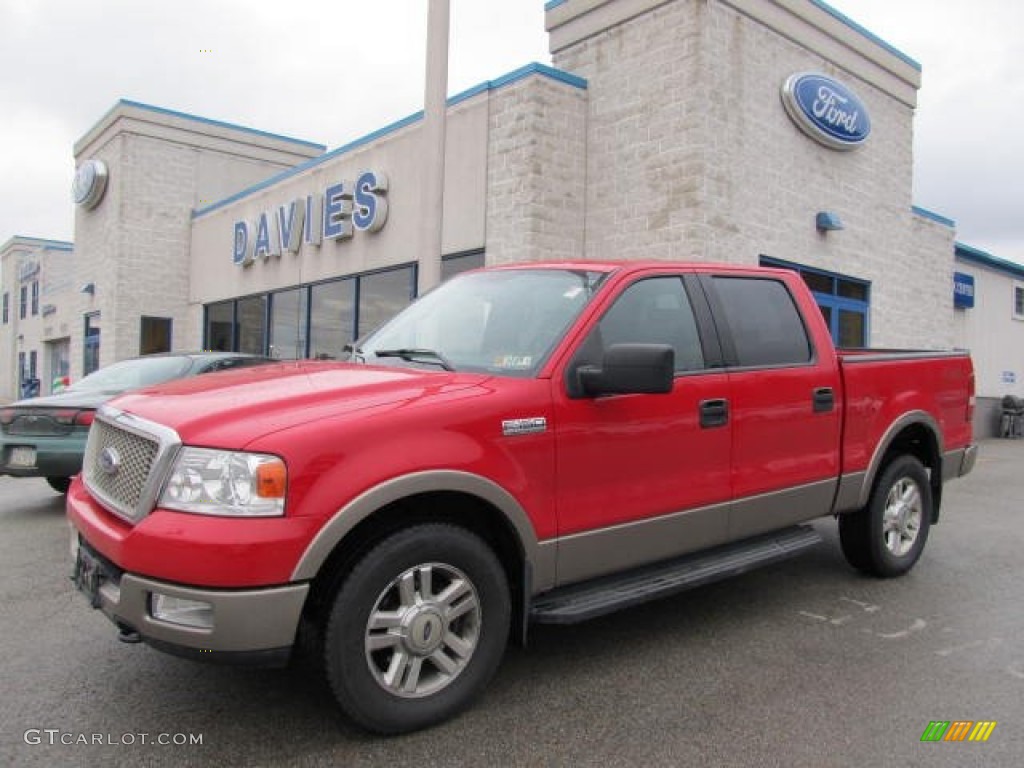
left=855, top=411, right=944, bottom=522
left=292, top=471, right=551, bottom=648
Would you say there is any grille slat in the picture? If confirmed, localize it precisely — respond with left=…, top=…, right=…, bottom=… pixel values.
left=83, top=417, right=164, bottom=523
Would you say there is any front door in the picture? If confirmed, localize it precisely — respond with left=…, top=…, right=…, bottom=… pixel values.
left=552, top=273, right=732, bottom=585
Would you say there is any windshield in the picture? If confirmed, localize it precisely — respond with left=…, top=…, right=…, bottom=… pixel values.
left=68, top=356, right=193, bottom=393
left=356, top=268, right=609, bottom=376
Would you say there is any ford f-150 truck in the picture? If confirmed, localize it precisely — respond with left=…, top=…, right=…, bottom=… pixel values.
left=67, top=261, right=976, bottom=733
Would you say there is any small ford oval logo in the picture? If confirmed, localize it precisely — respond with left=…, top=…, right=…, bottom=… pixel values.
left=98, top=446, right=121, bottom=476
left=781, top=73, right=871, bottom=151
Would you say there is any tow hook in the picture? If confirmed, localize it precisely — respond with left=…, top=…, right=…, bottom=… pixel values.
left=117, top=624, right=142, bottom=644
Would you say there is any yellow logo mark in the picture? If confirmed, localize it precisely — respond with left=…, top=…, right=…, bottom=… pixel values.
left=968, top=721, right=997, bottom=742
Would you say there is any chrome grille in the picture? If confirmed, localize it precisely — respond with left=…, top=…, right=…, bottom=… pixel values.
left=83, top=408, right=181, bottom=524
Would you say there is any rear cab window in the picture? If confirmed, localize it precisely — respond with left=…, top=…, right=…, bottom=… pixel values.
left=709, top=276, right=813, bottom=367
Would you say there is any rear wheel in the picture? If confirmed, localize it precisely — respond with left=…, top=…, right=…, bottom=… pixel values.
left=323, top=523, right=510, bottom=734
left=46, top=476, right=71, bottom=494
left=839, top=455, right=932, bottom=577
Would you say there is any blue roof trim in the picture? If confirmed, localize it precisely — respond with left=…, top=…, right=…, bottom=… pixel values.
left=809, top=0, right=921, bottom=71
left=1, top=236, right=74, bottom=252
left=192, top=63, right=587, bottom=219
left=955, top=242, right=1024, bottom=280
left=113, top=100, right=326, bottom=151
left=911, top=205, right=955, bottom=228
left=545, top=0, right=568, bottom=11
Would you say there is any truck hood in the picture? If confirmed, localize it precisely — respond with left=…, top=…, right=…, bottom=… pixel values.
left=106, top=361, right=491, bottom=448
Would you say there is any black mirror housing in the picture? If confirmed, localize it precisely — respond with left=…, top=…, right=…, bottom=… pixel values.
left=578, top=343, right=674, bottom=397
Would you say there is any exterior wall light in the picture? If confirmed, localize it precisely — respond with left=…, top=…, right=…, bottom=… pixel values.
left=80, top=282, right=96, bottom=295
left=816, top=211, right=844, bottom=232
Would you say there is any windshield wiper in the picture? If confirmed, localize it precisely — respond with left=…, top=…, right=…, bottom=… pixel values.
left=373, top=348, right=455, bottom=371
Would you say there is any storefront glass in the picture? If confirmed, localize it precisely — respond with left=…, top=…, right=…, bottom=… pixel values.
left=206, top=302, right=234, bottom=351
left=441, top=251, right=485, bottom=282
left=309, top=280, right=355, bottom=360
left=358, top=267, right=415, bottom=337
left=236, top=296, right=267, bottom=355
left=83, top=312, right=101, bottom=375
left=269, top=288, right=308, bottom=360
left=203, top=262, right=429, bottom=358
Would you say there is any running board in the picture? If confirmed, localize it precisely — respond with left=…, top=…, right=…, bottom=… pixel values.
left=529, top=525, right=822, bottom=625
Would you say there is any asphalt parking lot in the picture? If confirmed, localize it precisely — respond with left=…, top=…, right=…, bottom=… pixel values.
left=1, top=440, right=1022, bottom=767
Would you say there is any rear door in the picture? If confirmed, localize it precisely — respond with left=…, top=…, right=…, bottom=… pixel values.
left=700, top=272, right=842, bottom=537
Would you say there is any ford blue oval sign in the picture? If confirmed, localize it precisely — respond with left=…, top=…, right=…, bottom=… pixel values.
left=781, top=73, right=871, bottom=151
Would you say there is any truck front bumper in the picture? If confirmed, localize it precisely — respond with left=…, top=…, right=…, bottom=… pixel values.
left=71, top=531, right=308, bottom=666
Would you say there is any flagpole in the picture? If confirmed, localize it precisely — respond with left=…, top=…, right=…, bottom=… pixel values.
left=418, top=0, right=450, bottom=294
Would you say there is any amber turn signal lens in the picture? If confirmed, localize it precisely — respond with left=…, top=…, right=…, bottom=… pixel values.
left=255, top=459, right=287, bottom=499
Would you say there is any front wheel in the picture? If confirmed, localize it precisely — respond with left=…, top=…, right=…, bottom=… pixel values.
left=323, top=524, right=510, bottom=734
left=839, top=455, right=932, bottom=577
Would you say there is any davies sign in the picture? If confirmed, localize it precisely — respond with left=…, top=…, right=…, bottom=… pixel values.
left=232, top=170, right=388, bottom=266
left=781, top=73, right=871, bottom=151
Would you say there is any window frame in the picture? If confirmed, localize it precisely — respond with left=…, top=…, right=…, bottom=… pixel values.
left=1013, top=283, right=1024, bottom=321
left=760, top=257, right=870, bottom=348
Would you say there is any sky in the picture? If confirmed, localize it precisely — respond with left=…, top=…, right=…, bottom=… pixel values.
left=1, top=0, right=1021, bottom=263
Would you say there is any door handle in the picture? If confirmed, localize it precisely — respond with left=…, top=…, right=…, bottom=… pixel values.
left=813, top=387, right=835, bottom=413
left=700, top=398, right=729, bottom=428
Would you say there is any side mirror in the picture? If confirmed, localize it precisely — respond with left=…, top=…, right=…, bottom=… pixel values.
left=577, top=343, right=674, bottom=397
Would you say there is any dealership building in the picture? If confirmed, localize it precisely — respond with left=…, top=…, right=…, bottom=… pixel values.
left=2, top=0, right=1022, bottom=432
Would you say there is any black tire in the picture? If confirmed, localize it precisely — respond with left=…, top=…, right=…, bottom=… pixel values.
left=323, top=524, right=510, bottom=734
left=839, top=455, right=932, bottom=578
left=46, top=476, right=71, bottom=494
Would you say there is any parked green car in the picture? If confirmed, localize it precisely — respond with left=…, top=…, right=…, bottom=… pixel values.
left=0, top=352, right=272, bottom=493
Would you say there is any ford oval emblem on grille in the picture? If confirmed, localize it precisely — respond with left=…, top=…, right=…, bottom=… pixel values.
left=99, top=446, right=121, bottom=476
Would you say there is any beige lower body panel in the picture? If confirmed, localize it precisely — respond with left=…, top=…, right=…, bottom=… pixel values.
left=552, top=479, right=836, bottom=589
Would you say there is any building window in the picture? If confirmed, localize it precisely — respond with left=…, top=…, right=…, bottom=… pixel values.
left=205, top=302, right=235, bottom=351
left=202, top=264, right=417, bottom=357
left=236, top=295, right=267, bottom=355
left=31, top=280, right=39, bottom=316
left=441, top=251, right=485, bottom=282
left=268, top=287, right=309, bottom=360
left=358, top=266, right=416, bottom=337
left=309, top=279, right=355, bottom=360
left=140, top=316, right=173, bottom=355
left=1014, top=284, right=1024, bottom=320
left=84, top=312, right=101, bottom=376
left=761, top=257, right=870, bottom=348
left=20, top=285, right=27, bottom=319
left=2, top=292, right=8, bottom=324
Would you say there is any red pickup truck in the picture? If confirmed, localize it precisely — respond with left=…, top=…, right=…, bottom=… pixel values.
left=67, top=261, right=976, bottom=733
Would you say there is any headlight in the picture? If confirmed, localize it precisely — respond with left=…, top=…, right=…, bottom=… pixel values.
left=159, top=448, right=286, bottom=517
